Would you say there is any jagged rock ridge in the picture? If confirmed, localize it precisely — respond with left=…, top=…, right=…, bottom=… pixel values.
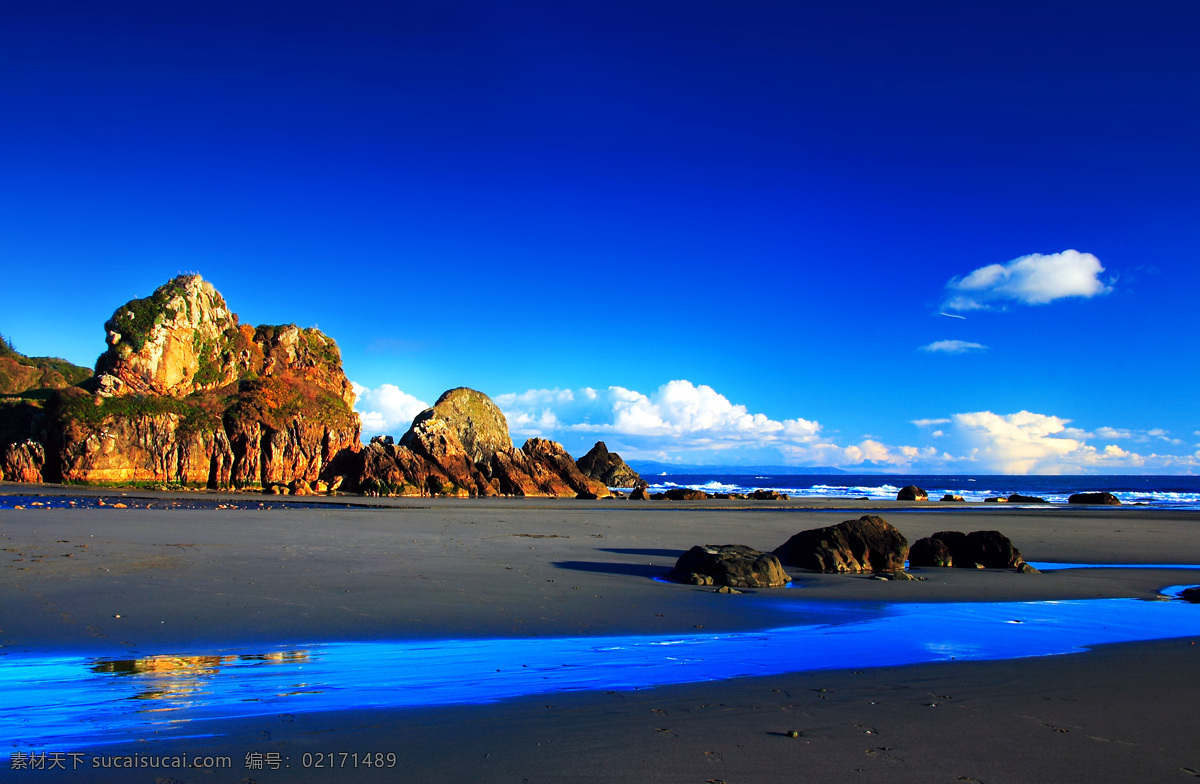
left=358, top=390, right=611, bottom=498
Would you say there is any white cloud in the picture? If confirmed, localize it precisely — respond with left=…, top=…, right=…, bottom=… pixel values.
left=352, top=382, right=429, bottom=438
left=948, top=409, right=1198, bottom=474
left=944, top=249, right=1112, bottom=311
left=912, top=418, right=951, bottom=427
left=496, top=380, right=929, bottom=469
left=952, top=410, right=1082, bottom=473
left=920, top=340, right=987, bottom=354
left=497, top=381, right=820, bottom=445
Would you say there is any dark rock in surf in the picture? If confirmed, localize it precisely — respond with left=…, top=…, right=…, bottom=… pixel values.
left=897, top=485, right=928, bottom=501
left=664, top=488, right=708, bottom=501
left=1068, top=492, right=1121, bottom=505
left=751, top=489, right=789, bottom=500
left=575, top=441, right=642, bottom=488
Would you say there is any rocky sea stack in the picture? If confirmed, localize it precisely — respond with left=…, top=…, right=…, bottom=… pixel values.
left=356, top=389, right=612, bottom=498
left=0, top=275, right=360, bottom=490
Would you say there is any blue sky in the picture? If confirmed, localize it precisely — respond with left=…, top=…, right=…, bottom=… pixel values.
left=2, top=0, right=1197, bottom=473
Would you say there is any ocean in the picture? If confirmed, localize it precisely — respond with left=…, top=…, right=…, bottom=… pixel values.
left=642, top=474, right=1200, bottom=510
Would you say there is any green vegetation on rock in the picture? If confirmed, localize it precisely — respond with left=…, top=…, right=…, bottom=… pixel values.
left=105, top=277, right=194, bottom=353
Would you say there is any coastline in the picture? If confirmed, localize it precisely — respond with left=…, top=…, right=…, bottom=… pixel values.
left=2, top=490, right=1199, bottom=781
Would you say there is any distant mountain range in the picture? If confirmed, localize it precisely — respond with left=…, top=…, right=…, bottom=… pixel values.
left=627, top=461, right=846, bottom=476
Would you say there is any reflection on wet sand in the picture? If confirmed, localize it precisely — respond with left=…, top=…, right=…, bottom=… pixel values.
left=90, top=651, right=312, bottom=708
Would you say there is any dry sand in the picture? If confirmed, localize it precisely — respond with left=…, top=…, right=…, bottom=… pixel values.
left=2, top=490, right=1199, bottom=783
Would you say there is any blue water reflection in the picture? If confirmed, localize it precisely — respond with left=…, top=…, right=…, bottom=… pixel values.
left=3, top=586, right=1200, bottom=751
left=1028, top=561, right=1200, bottom=571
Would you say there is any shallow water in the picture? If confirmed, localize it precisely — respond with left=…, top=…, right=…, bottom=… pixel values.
left=3, top=580, right=1200, bottom=752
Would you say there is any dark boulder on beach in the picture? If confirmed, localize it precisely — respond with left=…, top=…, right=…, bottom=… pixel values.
left=940, top=494, right=965, bottom=502
left=1008, top=493, right=1048, bottom=503
left=669, top=544, right=791, bottom=588
left=664, top=488, right=708, bottom=501
left=1069, top=492, right=1121, bottom=505
left=909, top=537, right=954, bottom=567
left=897, top=485, right=928, bottom=501
left=774, top=515, right=909, bottom=573
left=575, top=441, right=642, bottom=488
left=1180, top=587, right=1200, bottom=603
left=966, top=530, right=1023, bottom=568
left=629, top=485, right=652, bottom=500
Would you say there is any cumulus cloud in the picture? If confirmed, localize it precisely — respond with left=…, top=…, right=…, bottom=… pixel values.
left=949, top=410, right=1197, bottom=474
left=352, top=382, right=429, bottom=438
left=952, top=411, right=1082, bottom=473
left=496, top=381, right=820, bottom=446
left=944, top=250, right=1112, bottom=311
left=495, top=380, right=929, bottom=468
left=920, top=340, right=987, bottom=354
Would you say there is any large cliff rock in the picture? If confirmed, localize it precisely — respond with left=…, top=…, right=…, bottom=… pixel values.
left=402, top=387, right=511, bottom=465
left=575, top=441, right=642, bottom=488
left=0, top=275, right=362, bottom=489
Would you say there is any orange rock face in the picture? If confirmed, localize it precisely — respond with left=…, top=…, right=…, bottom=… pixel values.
left=2, top=275, right=363, bottom=491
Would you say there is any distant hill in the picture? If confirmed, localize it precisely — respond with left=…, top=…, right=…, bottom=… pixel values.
left=0, top=334, right=92, bottom=397
left=627, top=461, right=846, bottom=476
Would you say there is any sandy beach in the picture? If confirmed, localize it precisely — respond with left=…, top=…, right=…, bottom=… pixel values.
left=2, top=490, right=1199, bottom=783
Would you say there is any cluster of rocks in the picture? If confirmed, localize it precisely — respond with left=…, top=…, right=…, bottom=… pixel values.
left=671, top=515, right=1035, bottom=587
left=909, top=530, right=1034, bottom=571
left=626, top=488, right=790, bottom=502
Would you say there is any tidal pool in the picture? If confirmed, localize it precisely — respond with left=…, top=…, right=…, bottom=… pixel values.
left=3, top=583, right=1199, bottom=751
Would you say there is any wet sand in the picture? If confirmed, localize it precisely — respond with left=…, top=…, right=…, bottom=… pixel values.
left=2, top=489, right=1199, bottom=782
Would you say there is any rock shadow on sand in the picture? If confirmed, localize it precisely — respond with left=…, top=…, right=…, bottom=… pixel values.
left=551, top=560, right=669, bottom=579
left=596, top=547, right=684, bottom=558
